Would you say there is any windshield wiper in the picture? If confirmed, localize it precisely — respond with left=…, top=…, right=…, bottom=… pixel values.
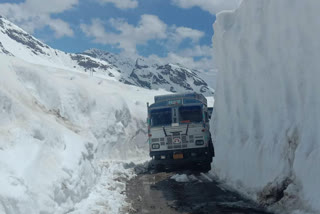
left=185, top=124, right=189, bottom=135
left=162, top=126, right=168, bottom=137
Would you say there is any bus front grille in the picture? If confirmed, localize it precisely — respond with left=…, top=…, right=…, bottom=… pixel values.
left=172, top=132, right=181, bottom=136
left=181, top=135, right=187, bottom=144
left=174, top=144, right=181, bottom=149
left=160, top=137, right=165, bottom=145
left=189, top=135, right=194, bottom=143
left=167, top=137, right=172, bottom=145
left=152, top=138, right=159, bottom=143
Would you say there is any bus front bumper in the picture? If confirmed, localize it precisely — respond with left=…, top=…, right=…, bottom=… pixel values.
left=149, top=147, right=212, bottom=166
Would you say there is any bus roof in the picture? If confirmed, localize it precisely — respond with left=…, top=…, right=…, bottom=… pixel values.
left=154, top=93, right=207, bottom=105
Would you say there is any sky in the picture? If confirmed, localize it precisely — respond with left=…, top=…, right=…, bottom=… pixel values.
left=0, top=0, right=241, bottom=72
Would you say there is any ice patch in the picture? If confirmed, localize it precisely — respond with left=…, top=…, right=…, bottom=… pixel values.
left=171, top=174, right=190, bottom=183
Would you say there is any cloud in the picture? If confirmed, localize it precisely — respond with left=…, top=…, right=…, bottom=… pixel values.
left=48, top=18, right=74, bottom=38
left=164, top=26, right=205, bottom=53
left=80, top=14, right=213, bottom=72
left=181, top=45, right=213, bottom=57
left=81, top=14, right=167, bottom=54
left=81, top=15, right=206, bottom=55
left=173, top=27, right=204, bottom=43
left=147, top=44, right=215, bottom=73
left=147, top=52, right=215, bottom=74
left=98, top=0, right=138, bottom=9
left=23, top=0, right=78, bottom=14
left=172, top=0, right=242, bottom=14
left=0, top=0, right=77, bottom=38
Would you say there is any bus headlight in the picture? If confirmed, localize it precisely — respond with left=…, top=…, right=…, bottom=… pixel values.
left=195, top=140, right=204, bottom=146
left=152, top=143, right=160, bottom=149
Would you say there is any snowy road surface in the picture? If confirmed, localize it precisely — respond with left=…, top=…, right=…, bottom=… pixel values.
left=126, top=169, right=272, bottom=214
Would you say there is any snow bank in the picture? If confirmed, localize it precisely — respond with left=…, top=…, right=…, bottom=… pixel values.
left=212, top=0, right=320, bottom=213
left=0, top=54, right=167, bottom=213
left=69, top=162, right=135, bottom=214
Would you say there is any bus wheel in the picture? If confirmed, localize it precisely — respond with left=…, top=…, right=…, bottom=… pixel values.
left=201, top=162, right=211, bottom=172
left=147, top=159, right=157, bottom=171
left=155, top=164, right=165, bottom=172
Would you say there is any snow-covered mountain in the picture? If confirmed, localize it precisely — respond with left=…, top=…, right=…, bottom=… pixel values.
left=83, top=49, right=213, bottom=95
left=0, top=16, right=214, bottom=95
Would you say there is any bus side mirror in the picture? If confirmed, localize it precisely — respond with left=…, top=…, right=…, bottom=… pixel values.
left=208, top=107, right=213, bottom=120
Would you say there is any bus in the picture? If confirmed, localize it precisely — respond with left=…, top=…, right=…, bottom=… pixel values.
left=147, top=93, right=214, bottom=171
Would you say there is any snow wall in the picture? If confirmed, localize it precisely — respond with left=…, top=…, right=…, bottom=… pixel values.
left=0, top=55, right=167, bottom=213
left=212, top=0, right=320, bottom=213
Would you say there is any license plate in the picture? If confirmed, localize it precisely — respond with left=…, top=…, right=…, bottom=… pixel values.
left=173, top=153, right=183, bottom=159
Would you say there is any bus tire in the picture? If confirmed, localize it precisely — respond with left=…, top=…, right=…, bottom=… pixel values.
left=201, top=162, right=211, bottom=172
left=155, top=164, right=165, bottom=172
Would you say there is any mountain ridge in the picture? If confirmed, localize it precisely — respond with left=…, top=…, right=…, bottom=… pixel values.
left=0, top=16, right=214, bottom=95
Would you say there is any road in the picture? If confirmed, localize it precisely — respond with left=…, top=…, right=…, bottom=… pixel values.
left=126, top=167, right=272, bottom=214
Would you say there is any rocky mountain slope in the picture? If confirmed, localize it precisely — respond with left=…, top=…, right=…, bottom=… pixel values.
left=83, top=49, right=213, bottom=94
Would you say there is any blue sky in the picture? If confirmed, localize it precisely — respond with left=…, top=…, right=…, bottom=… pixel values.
left=0, top=0, right=241, bottom=71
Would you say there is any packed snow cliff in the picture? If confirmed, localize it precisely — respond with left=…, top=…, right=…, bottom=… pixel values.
left=0, top=54, right=168, bottom=213
left=212, top=0, right=320, bottom=213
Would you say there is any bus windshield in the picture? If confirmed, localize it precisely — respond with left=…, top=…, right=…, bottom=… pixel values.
left=179, top=106, right=202, bottom=123
left=150, top=108, right=172, bottom=127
